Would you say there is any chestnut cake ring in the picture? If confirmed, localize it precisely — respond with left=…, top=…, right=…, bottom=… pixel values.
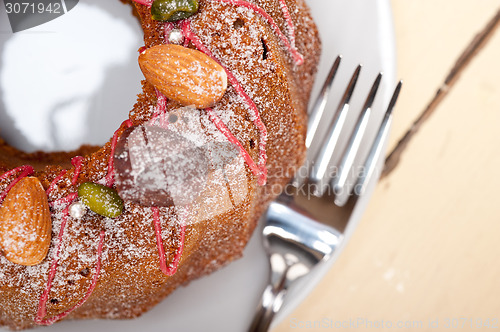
left=0, top=0, right=320, bottom=329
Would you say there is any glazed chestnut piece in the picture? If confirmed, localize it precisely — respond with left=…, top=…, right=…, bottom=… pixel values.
left=113, top=125, right=209, bottom=207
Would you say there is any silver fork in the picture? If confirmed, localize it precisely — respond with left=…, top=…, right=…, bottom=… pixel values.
left=248, top=56, right=402, bottom=332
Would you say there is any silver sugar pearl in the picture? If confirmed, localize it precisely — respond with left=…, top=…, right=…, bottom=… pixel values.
left=168, top=29, right=184, bottom=45
left=69, top=201, right=87, bottom=219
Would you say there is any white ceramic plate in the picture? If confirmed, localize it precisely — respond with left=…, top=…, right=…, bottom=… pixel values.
left=0, top=0, right=396, bottom=330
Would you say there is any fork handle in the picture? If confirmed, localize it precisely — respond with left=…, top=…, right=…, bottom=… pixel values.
left=248, top=284, right=287, bottom=332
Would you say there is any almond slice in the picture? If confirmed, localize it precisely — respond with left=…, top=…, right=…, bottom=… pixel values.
left=139, top=44, right=228, bottom=109
left=0, top=177, right=52, bottom=266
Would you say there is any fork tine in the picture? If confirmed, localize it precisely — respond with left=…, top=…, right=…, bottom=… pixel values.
left=306, top=56, right=342, bottom=148
left=331, top=73, right=383, bottom=206
left=250, top=58, right=402, bottom=332
left=305, top=65, right=362, bottom=194
left=353, top=81, right=403, bottom=197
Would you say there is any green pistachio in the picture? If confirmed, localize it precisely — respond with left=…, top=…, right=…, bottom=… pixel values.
left=77, top=182, right=124, bottom=218
left=151, top=0, right=199, bottom=22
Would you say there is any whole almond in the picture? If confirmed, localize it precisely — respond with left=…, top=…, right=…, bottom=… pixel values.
left=139, top=44, right=228, bottom=109
left=0, top=177, right=52, bottom=266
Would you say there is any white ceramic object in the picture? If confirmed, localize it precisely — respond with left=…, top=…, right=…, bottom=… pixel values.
left=0, top=0, right=396, bottom=330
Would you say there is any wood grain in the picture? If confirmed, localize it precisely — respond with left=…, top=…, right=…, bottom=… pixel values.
left=387, top=0, right=500, bottom=153
left=273, top=1, right=500, bottom=331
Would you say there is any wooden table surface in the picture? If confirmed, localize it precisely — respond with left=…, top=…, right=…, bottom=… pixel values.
left=274, top=1, right=500, bottom=331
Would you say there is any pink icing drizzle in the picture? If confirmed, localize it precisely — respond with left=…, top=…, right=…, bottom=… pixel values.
left=37, top=155, right=104, bottom=325
left=206, top=108, right=261, bottom=176
left=71, top=156, right=84, bottom=185
left=141, top=24, right=188, bottom=278
left=105, top=119, right=186, bottom=277
left=152, top=207, right=186, bottom=276
left=278, top=0, right=297, bottom=50
left=35, top=118, right=134, bottom=325
left=149, top=88, right=168, bottom=125
left=148, top=23, right=173, bottom=126
left=48, top=192, right=78, bottom=209
left=0, top=165, right=35, bottom=203
left=132, top=0, right=152, bottom=6
left=45, top=157, right=83, bottom=196
left=0, top=166, right=105, bottom=325
left=46, top=170, right=67, bottom=196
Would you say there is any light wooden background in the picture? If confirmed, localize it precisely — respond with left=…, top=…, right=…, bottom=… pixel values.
left=274, top=1, right=500, bottom=331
